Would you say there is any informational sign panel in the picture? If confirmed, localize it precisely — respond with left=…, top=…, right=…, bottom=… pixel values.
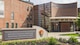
left=2, top=29, right=36, bottom=41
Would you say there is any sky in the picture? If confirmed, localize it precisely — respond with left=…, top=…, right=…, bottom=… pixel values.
left=30, top=0, right=80, bottom=8
left=0, top=0, right=80, bottom=11
left=30, top=0, right=77, bottom=4
left=78, top=0, right=80, bottom=7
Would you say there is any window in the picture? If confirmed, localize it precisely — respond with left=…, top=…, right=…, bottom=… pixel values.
left=30, top=24, right=32, bottom=27
left=27, top=24, right=29, bottom=27
left=27, top=16, right=32, bottom=22
left=29, top=15, right=32, bottom=20
left=6, top=22, right=9, bottom=28
left=27, top=24, right=32, bottom=27
left=29, top=15, right=32, bottom=18
left=27, top=6, right=32, bottom=11
left=15, top=23, right=18, bottom=28
left=27, top=18, right=29, bottom=21
left=27, top=7, right=29, bottom=11
left=0, top=0, right=4, bottom=18
left=11, top=12, right=14, bottom=20
left=11, top=23, right=14, bottom=28
left=0, top=11, right=3, bottom=15
left=30, top=7, right=32, bottom=11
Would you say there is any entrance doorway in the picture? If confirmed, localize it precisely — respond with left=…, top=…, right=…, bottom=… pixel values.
left=51, top=22, right=60, bottom=32
left=60, top=22, right=71, bottom=32
left=51, top=22, right=75, bottom=32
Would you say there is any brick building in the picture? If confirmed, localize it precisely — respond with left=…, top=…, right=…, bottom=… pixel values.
left=0, top=0, right=78, bottom=32
left=34, top=2, right=78, bottom=32
left=0, top=0, right=34, bottom=28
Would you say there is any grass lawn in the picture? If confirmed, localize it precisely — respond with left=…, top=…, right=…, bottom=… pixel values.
left=60, top=33, right=80, bottom=37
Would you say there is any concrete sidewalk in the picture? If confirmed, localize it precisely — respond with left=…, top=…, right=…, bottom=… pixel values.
left=48, top=32, right=80, bottom=42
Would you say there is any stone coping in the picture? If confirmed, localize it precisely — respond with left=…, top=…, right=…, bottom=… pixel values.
left=1, top=28, right=36, bottom=31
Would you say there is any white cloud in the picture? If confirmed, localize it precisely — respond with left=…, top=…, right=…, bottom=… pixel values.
left=31, top=0, right=80, bottom=7
left=51, top=0, right=77, bottom=4
left=30, top=0, right=49, bottom=5
left=31, top=0, right=77, bottom=4
left=78, top=0, right=80, bottom=8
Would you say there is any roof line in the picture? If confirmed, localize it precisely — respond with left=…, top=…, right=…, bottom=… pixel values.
left=19, top=0, right=33, bottom=5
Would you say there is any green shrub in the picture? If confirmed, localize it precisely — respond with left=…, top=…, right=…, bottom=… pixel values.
left=68, top=37, right=78, bottom=44
left=1, top=39, right=48, bottom=45
left=59, top=38, right=63, bottom=42
left=0, top=37, right=58, bottom=45
left=48, top=37, right=58, bottom=45
left=62, top=38, right=67, bottom=43
left=31, top=40, right=36, bottom=45
left=59, top=38, right=67, bottom=43
left=41, top=38, right=48, bottom=41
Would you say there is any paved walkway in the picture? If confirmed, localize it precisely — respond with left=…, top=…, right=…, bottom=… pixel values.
left=48, top=32, right=80, bottom=42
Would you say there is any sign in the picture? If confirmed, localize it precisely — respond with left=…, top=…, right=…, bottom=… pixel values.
left=2, top=29, right=36, bottom=41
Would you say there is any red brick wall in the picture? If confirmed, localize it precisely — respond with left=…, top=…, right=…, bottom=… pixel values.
left=0, top=0, right=34, bottom=29
left=0, top=19, right=4, bottom=28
